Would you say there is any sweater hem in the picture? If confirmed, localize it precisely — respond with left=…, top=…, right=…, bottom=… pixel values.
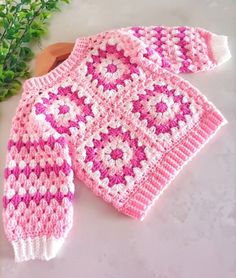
left=119, top=109, right=227, bottom=220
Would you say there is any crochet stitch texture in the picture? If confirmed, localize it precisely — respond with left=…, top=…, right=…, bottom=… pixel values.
left=2, top=26, right=231, bottom=262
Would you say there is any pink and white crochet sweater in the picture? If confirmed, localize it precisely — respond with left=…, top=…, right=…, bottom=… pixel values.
left=2, top=26, right=231, bottom=262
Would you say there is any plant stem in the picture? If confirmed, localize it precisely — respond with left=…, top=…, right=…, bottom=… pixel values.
left=0, top=1, right=9, bottom=41
left=3, top=6, right=43, bottom=70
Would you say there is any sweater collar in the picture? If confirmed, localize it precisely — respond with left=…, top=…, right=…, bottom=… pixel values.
left=23, top=37, right=89, bottom=92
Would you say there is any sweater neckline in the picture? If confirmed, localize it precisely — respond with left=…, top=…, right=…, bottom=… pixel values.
left=23, top=37, right=89, bottom=92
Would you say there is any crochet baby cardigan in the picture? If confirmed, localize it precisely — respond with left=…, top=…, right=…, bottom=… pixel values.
left=2, top=26, right=231, bottom=262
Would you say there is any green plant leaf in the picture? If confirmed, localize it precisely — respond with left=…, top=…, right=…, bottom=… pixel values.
left=0, top=47, right=8, bottom=63
left=9, top=54, right=18, bottom=67
left=0, top=88, right=9, bottom=102
left=22, top=32, right=32, bottom=42
left=40, top=11, right=51, bottom=20
left=2, top=18, right=8, bottom=29
left=15, top=61, right=27, bottom=72
left=2, top=70, right=15, bottom=82
left=0, top=4, right=5, bottom=13
left=20, top=46, right=34, bottom=61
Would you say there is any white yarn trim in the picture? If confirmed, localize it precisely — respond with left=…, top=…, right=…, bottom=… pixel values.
left=12, top=236, right=65, bottom=262
left=211, top=34, right=231, bottom=65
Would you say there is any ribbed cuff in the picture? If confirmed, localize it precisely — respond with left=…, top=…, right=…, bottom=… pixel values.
left=12, top=236, right=65, bottom=262
left=210, top=34, right=231, bottom=65
left=120, top=109, right=227, bottom=220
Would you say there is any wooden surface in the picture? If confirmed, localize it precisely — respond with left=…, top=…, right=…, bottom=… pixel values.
left=35, top=42, right=75, bottom=76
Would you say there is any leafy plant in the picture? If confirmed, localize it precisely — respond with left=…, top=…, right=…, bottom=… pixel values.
left=0, top=0, right=70, bottom=101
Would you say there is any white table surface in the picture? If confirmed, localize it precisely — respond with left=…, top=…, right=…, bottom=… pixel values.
left=0, top=1, right=235, bottom=277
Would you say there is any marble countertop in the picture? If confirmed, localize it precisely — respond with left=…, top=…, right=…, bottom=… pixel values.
left=0, top=0, right=235, bottom=277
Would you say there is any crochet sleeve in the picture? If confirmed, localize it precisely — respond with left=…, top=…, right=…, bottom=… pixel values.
left=123, top=26, right=231, bottom=73
left=2, top=89, right=74, bottom=262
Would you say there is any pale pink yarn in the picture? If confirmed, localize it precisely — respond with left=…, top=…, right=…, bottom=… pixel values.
left=2, top=26, right=231, bottom=262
